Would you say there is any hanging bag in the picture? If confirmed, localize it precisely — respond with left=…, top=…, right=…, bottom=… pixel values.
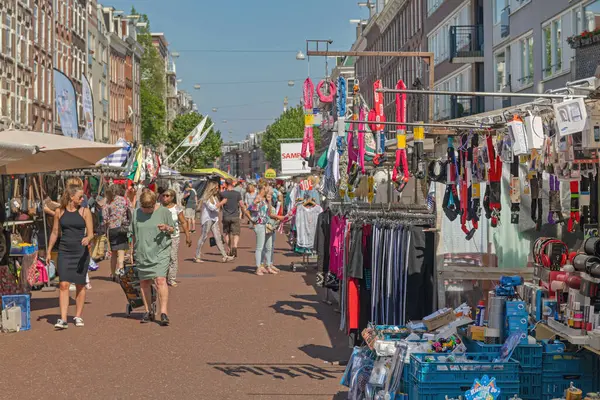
left=27, top=178, right=36, bottom=217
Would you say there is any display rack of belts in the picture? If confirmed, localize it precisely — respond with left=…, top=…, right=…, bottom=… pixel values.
left=315, top=203, right=436, bottom=347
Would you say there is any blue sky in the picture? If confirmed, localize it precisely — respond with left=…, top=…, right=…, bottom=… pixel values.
left=108, top=0, right=369, bottom=142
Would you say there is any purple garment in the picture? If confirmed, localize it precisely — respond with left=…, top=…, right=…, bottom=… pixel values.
left=329, top=215, right=346, bottom=278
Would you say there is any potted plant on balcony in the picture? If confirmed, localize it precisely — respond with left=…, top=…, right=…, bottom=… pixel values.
left=582, top=30, right=593, bottom=46
left=568, top=34, right=582, bottom=49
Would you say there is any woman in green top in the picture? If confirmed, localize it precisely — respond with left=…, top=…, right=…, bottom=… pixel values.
left=130, top=190, right=176, bottom=326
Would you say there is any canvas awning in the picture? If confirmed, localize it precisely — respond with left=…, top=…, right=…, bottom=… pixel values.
left=0, top=130, right=119, bottom=174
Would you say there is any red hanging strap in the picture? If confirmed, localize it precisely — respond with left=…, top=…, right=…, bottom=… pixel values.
left=487, top=135, right=502, bottom=227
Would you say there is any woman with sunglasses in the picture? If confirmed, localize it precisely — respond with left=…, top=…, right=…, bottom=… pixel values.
left=194, top=181, right=233, bottom=263
left=161, top=189, right=191, bottom=286
left=47, top=184, right=94, bottom=329
left=130, top=190, right=175, bottom=325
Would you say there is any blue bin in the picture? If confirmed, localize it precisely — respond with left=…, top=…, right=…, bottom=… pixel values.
left=408, top=377, right=520, bottom=400
left=542, top=351, right=598, bottom=398
left=462, top=339, right=543, bottom=369
left=410, top=353, right=520, bottom=384
left=2, top=294, right=31, bottom=331
left=519, top=370, right=542, bottom=400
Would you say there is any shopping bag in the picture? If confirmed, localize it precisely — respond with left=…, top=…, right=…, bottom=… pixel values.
left=90, top=235, right=107, bottom=260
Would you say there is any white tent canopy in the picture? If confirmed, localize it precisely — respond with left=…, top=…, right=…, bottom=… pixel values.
left=0, top=130, right=119, bottom=174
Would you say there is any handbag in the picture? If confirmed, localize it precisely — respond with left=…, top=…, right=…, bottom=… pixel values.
left=27, top=178, right=36, bottom=217
left=266, top=223, right=275, bottom=234
left=10, top=178, right=21, bottom=214
left=91, top=235, right=108, bottom=260
left=209, top=237, right=217, bottom=247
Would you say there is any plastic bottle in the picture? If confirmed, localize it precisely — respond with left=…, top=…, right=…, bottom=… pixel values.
left=476, top=300, right=486, bottom=326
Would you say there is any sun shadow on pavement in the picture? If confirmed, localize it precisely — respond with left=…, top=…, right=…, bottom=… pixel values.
left=298, top=344, right=348, bottom=365
left=31, top=296, right=75, bottom=311
left=232, top=265, right=257, bottom=274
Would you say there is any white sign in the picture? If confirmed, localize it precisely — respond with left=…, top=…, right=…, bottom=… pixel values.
left=280, top=142, right=311, bottom=175
left=182, top=116, right=208, bottom=147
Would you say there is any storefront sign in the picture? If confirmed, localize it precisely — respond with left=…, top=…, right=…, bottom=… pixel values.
left=280, top=142, right=311, bottom=175
left=81, top=75, right=95, bottom=141
left=53, top=69, right=78, bottom=138
left=265, top=169, right=277, bottom=179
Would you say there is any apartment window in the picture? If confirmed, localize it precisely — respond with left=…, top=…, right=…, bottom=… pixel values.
left=33, top=6, right=38, bottom=43
left=47, top=68, right=51, bottom=106
left=40, top=66, right=45, bottom=104
left=519, top=35, right=533, bottom=87
left=494, top=0, right=508, bottom=24
left=427, top=0, right=443, bottom=16
left=428, top=4, right=470, bottom=65
left=5, top=15, right=11, bottom=56
left=41, top=10, right=45, bottom=48
left=33, top=62, right=38, bottom=100
left=495, top=51, right=507, bottom=91
left=16, top=23, right=21, bottom=63
left=585, top=0, right=600, bottom=31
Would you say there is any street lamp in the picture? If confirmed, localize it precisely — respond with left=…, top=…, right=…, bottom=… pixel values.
left=212, top=108, right=218, bottom=112
left=171, top=52, right=180, bottom=58
left=194, top=84, right=201, bottom=90
left=295, top=50, right=306, bottom=60
left=288, top=80, right=295, bottom=87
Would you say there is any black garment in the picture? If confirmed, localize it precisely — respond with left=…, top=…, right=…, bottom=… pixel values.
left=57, top=209, right=90, bottom=285
left=348, top=222, right=364, bottom=279
left=220, top=190, right=242, bottom=220
left=314, top=209, right=331, bottom=274
left=404, top=227, right=436, bottom=321
left=108, top=228, right=129, bottom=251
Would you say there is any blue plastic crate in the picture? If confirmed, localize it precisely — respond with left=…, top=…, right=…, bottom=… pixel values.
left=409, top=377, right=520, bottom=400
left=542, top=351, right=598, bottom=399
left=506, top=300, right=527, bottom=317
left=462, top=340, right=543, bottom=369
left=519, top=370, right=542, bottom=400
left=410, top=353, right=520, bottom=384
left=1, top=294, right=31, bottom=331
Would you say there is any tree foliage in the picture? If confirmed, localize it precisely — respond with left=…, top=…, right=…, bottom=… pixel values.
left=166, top=113, right=223, bottom=171
left=132, top=7, right=166, bottom=146
left=261, top=105, right=320, bottom=170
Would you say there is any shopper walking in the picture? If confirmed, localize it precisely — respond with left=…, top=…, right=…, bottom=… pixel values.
left=182, top=182, right=198, bottom=233
left=103, top=184, right=130, bottom=282
left=244, top=184, right=257, bottom=223
left=194, top=181, right=233, bottom=263
left=248, top=184, right=285, bottom=275
left=130, top=190, right=175, bottom=326
left=162, top=189, right=192, bottom=286
left=47, top=184, right=94, bottom=329
left=221, top=179, right=245, bottom=257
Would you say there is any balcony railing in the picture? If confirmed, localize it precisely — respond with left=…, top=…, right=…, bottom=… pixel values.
left=451, top=96, right=484, bottom=119
left=450, top=25, right=484, bottom=62
left=500, top=7, right=510, bottom=38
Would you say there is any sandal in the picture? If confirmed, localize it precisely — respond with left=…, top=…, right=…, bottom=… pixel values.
left=255, top=266, right=268, bottom=276
left=193, top=258, right=204, bottom=263
left=266, top=266, right=279, bottom=274
left=222, top=256, right=234, bottom=263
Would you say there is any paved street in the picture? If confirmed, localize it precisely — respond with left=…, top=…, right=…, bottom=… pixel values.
left=1, top=227, right=348, bottom=399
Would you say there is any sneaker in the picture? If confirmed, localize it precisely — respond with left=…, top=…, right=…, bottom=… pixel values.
left=160, top=313, right=170, bottom=326
left=168, top=281, right=178, bottom=287
left=141, top=313, right=151, bottom=324
left=54, top=319, right=68, bottom=329
left=85, top=283, right=92, bottom=290
left=73, top=317, right=84, bottom=327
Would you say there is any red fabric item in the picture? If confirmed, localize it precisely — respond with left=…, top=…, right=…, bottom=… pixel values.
left=347, top=277, right=360, bottom=332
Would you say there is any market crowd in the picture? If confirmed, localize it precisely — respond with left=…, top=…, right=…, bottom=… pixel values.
left=49, top=176, right=290, bottom=329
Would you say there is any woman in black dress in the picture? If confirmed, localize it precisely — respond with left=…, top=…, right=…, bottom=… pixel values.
left=47, top=184, right=94, bottom=329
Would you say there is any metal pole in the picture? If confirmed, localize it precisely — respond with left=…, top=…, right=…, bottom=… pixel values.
left=376, top=88, right=588, bottom=99
left=349, top=120, right=492, bottom=129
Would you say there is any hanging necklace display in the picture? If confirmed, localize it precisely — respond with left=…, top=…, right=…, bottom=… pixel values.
left=548, top=174, right=563, bottom=224
left=301, top=78, right=315, bottom=160
left=460, top=135, right=476, bottom=239
left=443, top=137, right=460, bottom=222
left=568, top=179, right=581, bottom=232
left=370, top=79, right=386, bottom=156
left=391, top=80, right=410, bottom=193
left=470, top=135, right=483, bottom=228
left=484, top=135, right=502, bottom=227
left=510, top=155, right=520, bottom=224
left=528, top=150, right=543, bottom=231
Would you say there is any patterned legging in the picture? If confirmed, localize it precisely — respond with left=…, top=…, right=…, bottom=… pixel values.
left=195, top=220, right=228, bottom=260
left=167, top=236, right=180, bottom=284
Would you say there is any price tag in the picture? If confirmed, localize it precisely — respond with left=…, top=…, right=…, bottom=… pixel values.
left=304, top=114, right=314, bottom=126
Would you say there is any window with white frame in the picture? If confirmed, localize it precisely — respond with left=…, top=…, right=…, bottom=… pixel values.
left=510, top=0, right=531, bottom=14
left=41, top=10, right=45, bottom=48
left=518, top=35, right=533, bottom=87
left=434, top=66, right=472, bottom=120
left=584, top=0, right=600, bottom=32
left=33, top=62, right=38, bottom=100
left=47, top=68, right=51, bottom=106
left=5, top=15, right=12, bottom=56
left=33, top=6, right=38, bottom=43
left=428, top=2, right=470, bottom=65
left=494, top=0, right=508, bottom=24
left=427, top=0, right=443, bottom=16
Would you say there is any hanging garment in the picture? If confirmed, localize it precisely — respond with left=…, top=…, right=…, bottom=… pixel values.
left=295, top=204, right=323, bottom=248
left=329, top=215, right=346, bottom=278
left=404, top=227, right=435, bottom=322
left=314, top=209, right=332, bottom=279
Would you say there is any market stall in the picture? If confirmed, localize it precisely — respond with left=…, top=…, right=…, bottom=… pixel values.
left=299, top=64, right=600, bottom=397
